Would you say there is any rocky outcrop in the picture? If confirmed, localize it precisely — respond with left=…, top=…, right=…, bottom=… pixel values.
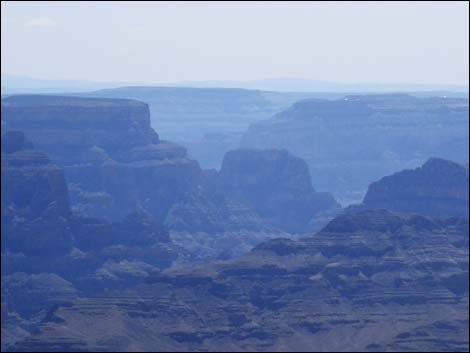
left=217, top=149, right=340, bottom=233
left=241, top=94, right=469, bottom=204
left=1, top=95, right=201, bottom=222
left=358, top=157, right=469, bottom=218
left=11, top=209, right=468, bottom=351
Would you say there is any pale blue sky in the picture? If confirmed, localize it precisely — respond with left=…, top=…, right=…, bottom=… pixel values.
left=1, top=1, right=469, bottom=85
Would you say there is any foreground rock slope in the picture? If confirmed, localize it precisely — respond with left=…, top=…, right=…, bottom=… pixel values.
left=10, top=209, right=469, bottom=352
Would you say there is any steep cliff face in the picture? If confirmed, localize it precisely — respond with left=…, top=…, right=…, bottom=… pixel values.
left=1, top=131, right=72, bottom=256
left=218, top=149, right=340, bottom=233
left=1, top=132, right=181, bottom=276
left=1, top=130, right=70, bottom=216
left=360, top=158, right=469, bottom=218
left=1, top=95, right=200, bottom=222
left=1, top=129, right=182, bottom=279
left=241, top=94, right=469, bottom=204
left=12, top=209, right=468, bottom=351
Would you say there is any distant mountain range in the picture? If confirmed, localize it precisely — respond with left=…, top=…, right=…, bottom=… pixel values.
left=2, top=73, right=468, bottom=95
left=173, top=77, right=470, bottom=94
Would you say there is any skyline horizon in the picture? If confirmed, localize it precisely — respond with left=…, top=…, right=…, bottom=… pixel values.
left=2, top=72, right=469, bottom=91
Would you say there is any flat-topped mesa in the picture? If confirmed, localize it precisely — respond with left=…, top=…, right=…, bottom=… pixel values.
left=218, top=148, right=340, bottom=233
left=1, top=95, right=200, bottom=221
left=1, top=95, right=159, bottom=164
left=273, top=93, right=456, bottom=121
left=275, top=94, right=469, bottom=122
left=361, top=157, right=469, bottom=219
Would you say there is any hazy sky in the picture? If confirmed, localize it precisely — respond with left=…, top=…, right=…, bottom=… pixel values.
left=1, top=1, right=469, bottom=84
